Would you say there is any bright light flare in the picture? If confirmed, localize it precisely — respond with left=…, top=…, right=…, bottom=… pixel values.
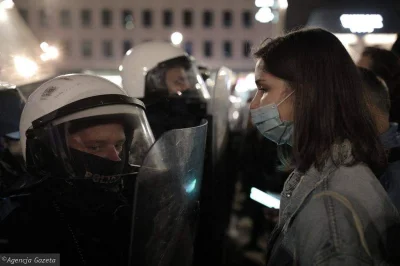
left=171, top=32, right=183, bottom=45
left=0, top=0, right=14, bottom=9
left=364, top=34, right=397, bottom=45
left=250, top=187, right=280, bottom=209
left=232, top=111, right=240, bottom=120
left=40, top=42, right=49, bottom=51
left=14, top=56, right=38, bottom=78
left=255, top=0, right=274, bottom=7
left=340, top=14, right=383, bottom=33
left=47, top=46, right=59, bottom=58
left=335, top=33, right=358, bottom=45
left=0, top=8, right=7, bottom=21
left=255, top=7, right=274, bottom=23
left=229, top=95, right=242, bottom=103
left=235, top=73, right=257, bottom=92
left=100, top=75, right=122, bottom=87
left=40, top=42, right=59, bottom=61
left=278, top=0, right=288, bottom=9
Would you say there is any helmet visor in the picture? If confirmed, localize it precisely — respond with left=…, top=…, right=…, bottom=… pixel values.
left=145, top=56, right=210, bottom=100
left=27, top=102, right=155, bottom=187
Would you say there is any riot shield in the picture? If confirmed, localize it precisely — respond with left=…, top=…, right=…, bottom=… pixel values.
left=228, top=96, right=250, bottom=133
left=209, top=66, right=235, bottom=164
left=192, top=67, right=235, bottom=266
left=128, top=120, right=208, bottom=266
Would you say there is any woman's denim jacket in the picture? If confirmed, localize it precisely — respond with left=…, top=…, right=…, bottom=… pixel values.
left=266, top=141, right=400, bottom=265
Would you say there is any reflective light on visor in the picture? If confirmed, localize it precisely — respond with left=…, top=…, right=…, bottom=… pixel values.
left=250, top=187, right=280, bottom=209
left=185, top=179, right=197, bottom=193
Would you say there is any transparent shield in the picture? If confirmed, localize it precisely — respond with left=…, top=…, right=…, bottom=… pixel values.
left=209, top=67, right=234, bottom=163
left=228, top=99, right=250, bottom=133
left=128, top=120, right=208, bottom=266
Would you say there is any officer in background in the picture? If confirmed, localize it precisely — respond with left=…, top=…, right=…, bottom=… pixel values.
left=121, top=42, right=232, bottom=266
left=120, top=41, right=210, bottom=139
left=0, top=85, right=27, bottom=195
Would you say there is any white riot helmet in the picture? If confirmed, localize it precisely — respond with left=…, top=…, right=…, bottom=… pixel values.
left=20, top=74, right=154, bottom=190
left=121, top=41, right=210, bottom=100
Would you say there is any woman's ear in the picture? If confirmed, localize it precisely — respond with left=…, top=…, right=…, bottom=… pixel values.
left=282, top=81, right=294, bottom=96
left=280, top=84, right=295, bottom=104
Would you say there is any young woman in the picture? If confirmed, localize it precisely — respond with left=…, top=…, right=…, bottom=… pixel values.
left=250, top=28, right=400, bottom=265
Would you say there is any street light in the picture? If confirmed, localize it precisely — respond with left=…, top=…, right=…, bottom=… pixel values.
left=171, top=32, right=183, bottom=46
left=340, top=14, right=383, bottom=33
left=0, top=0, right=12, bottom=22
left=0, top=0, right=14, bottom=9
left=40, top=42, right=60, bottom=61
left=40, top=42, right=49, bottom=51
left=255, top=0, right=274, bottom=7
left=255, top=7, right=274, bottom=23
left=14, top=56, right=38, bottom=78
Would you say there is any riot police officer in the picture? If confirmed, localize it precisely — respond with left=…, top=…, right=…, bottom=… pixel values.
left=121, top=41, right=233, bottom=266
left=0, top=74, right=155, bottom=265
left=120, top=41, right=210, bottom=139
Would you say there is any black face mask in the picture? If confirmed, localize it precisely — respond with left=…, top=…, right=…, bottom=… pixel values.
left=45, top=148, right=139, bottom=215
left=69, top=148, right=126, bottom=190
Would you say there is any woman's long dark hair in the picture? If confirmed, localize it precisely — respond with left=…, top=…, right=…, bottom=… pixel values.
left=254, top=28, right=387, bottom=173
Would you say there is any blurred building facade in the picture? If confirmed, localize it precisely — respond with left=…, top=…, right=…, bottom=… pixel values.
left=14, top=0, right=282, bottom=73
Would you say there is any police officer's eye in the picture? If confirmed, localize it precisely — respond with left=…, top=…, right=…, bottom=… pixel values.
left=115, top=143, right=124, bottom=152
left=174, top=79, right=185, bottom=85
left=88, top=146, right=101, bottom=152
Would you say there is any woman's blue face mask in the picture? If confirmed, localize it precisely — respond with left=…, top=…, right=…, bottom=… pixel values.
left=250, top=91, right=295, bottom=145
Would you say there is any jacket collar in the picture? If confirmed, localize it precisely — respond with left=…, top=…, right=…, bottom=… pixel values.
left=279, top=140, right=353, bottom=227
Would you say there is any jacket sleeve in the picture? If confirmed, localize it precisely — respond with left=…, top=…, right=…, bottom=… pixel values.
left=291, top=192, right=374, bottom=266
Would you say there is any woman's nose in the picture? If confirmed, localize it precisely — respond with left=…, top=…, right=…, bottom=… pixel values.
left=250, top=94, right=261, bottom=109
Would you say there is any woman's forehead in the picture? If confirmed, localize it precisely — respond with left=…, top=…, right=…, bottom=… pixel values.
left=255, top=60, right=265, bottom=80
left=255, top=71, right=278, bottom=85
